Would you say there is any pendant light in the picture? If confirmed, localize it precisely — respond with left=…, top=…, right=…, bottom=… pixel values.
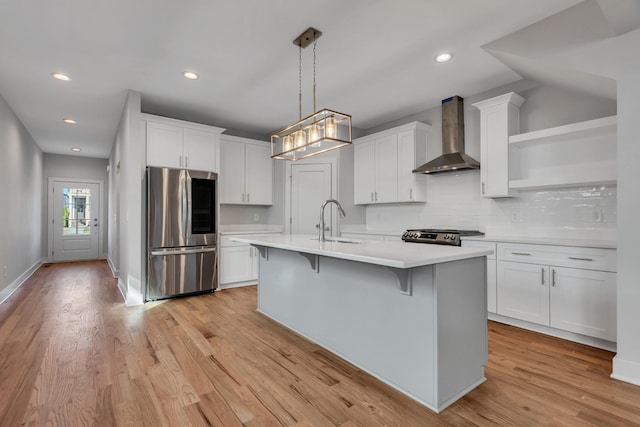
left=271, top=27, right=352, bottom=160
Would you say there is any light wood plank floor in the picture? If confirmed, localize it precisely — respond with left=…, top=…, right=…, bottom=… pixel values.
left=1, top=260, right=639, bottom=426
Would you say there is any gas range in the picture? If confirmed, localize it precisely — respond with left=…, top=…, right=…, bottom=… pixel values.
left=401, top=229, right=484, bottom=246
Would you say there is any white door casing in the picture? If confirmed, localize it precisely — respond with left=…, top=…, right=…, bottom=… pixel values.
left=49, top=178, right=103, bottom=262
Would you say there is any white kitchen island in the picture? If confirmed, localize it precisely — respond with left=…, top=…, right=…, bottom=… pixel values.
left=232, top=234, right=492, bottom=413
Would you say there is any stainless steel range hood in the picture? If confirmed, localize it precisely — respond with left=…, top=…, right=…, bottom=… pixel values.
left=413, top=96, right=480, bottom=174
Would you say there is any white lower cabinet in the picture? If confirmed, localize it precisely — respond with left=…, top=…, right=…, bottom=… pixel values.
left=494, top=242, right=617, bottom=343
left=549, top=267, right=616, bottom=341
left=219, top=233, right=278, bottom=288
left=497, top=261, right=550, bottom=325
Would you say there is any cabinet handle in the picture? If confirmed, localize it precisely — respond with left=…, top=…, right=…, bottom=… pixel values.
left=370, top=192, right=374, bottom=202
left=511, top=252, right=531, bottom=256
left=482, top=182, right=485, bottom=195
left=552, top=269, right=557, bottom=287
left=568, top=257, right=594, bottom=262
left=541, top=268, right=545, bottom=285
left=409, top=188, right=413, bottom=200
left=375, top=192, right=378, bottom=201
left=242, top=193, right=246, bottom=203
left=247, top=193, right=250, bottom=203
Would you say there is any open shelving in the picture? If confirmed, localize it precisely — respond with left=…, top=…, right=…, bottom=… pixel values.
left=508, top=115, right=617, bottom=191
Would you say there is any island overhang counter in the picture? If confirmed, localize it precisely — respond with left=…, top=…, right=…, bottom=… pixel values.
left=231, top=234, right=493, bottom=413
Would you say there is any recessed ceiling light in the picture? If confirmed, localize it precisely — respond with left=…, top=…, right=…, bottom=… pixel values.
left=434, top=52, right=453, bottom=63
left=51, top=72, right=71, bottom=81
left=63, top=118, right=77, bottom=124
left=71, top=147, right=81, bottom=152
left=182, top=71, right=199, bottom=80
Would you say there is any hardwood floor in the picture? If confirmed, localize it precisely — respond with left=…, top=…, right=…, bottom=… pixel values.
left=1, top=260, right=639, bottom=426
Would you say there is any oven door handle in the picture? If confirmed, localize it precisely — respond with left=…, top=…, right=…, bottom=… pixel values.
left=151, top=246, right=217, bottom=256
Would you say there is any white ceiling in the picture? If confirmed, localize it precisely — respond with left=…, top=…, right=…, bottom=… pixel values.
left=0, top=0, right=603, bottom=158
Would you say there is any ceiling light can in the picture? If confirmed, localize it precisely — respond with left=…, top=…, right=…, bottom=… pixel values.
left=182, top=71, right=199, bottom=80
left=51, top=72, right=71, bottom=81
left=63, top=118, right=77, bottom=124
left=435, top=52, right=453, bottom=63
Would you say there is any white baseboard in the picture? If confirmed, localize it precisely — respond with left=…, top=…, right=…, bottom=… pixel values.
left=488, top=313, right=617, bottom=352
left=117, top=274, right=144, bottom=306
left=612, top=356, right=640, bottom=386
left=0, top=259, right=43, bottom=305
left=107, top=256, right=119, bottom=278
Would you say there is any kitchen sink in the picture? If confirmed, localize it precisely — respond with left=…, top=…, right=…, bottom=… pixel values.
left=311, top=237, right=364, bottom=244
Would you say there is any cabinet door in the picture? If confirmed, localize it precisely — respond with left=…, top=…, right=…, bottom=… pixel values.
left=497, top=261, right=549, bottom=325
left=219, top=246, right=253, bottom=284
left=397, top=130, right=425, bottom=202
left=183, top=128, right=217, bottom=172
left=550, top=267, right=616, bottom=341
left=245, top=143, right=273, bottom=205
left=479, top=104, right=510, bottom=198
left=354, top=141, right=376, bottom=204
left=219, top=140, right=246, bottom=204
left=374, top=134, right=398, bottom=203
left=146, top=122, right=183, bottom=168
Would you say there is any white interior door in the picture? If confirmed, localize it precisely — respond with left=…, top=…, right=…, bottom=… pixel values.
left=52, top=180, right=101, bottom=261
left=290, top=163, right=333, bottom=236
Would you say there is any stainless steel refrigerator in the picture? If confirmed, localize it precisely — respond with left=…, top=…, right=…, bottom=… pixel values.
left=146, top=167, right=218, bottom=300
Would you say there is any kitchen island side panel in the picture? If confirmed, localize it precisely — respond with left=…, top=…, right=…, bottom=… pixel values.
left=256, top=246, right=488, bottom=412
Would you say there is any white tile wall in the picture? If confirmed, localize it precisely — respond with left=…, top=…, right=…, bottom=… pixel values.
left=365, top=170, right=617, bottom=240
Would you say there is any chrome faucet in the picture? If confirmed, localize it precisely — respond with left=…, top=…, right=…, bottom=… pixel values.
left=318, top=199, right=346, bottom=242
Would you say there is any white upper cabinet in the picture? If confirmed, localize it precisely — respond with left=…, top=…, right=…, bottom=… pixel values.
left=354, top=122, right=429, bottom=205
left=144, top=114, right=224, bottom=172
left=472, top=92, right=525, bottom=198
left=219, top=135, right=273, bottom=205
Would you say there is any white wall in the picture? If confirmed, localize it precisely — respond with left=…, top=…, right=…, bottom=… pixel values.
left=0, top=93, right=43, bottom=298
left=108, top=90, right=144, bottom=305
left=42, top=154, right=109, bottom=256
left=612, top=36, right=640, bottom=386
left=358, top=81, right=617, bottom=240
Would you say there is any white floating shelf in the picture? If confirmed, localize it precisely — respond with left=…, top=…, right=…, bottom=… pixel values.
left=509, top=116, right=617, bottom=146
left=509, top=172, right=617, bottom=191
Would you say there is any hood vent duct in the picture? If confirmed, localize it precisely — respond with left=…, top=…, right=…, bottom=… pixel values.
left=413, top=96, right=480, bottom=174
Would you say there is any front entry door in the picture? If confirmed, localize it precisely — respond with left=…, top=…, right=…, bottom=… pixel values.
left=52, top=180, right=100, bottom=261
left=290, top=163, right=333, bottom=236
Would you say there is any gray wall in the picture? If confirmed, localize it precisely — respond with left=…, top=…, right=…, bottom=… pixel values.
left=43, top=153, right=109, bottom=256
left=0, top=93, right=44, bottom=294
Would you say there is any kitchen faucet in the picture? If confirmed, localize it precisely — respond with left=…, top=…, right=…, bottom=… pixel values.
left=318, top=199, right=346, bottom=242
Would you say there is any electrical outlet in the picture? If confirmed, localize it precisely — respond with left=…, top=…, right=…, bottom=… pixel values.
left=593, top=208, right=603, bottom=223
left=254, top=213, right=260, bottom=222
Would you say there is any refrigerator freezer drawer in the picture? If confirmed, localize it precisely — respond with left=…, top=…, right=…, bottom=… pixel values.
left=147, top=248, right=218, bottom=300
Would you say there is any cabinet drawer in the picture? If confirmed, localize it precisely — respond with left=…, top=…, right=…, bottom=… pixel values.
left=461, top=241, right=496, bottom=260
left=497, top=243, right=616, bottom=272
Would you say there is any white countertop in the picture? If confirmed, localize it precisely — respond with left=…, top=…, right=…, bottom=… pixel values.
left=220, top=224, right=283, bottom=235
left=231, top=234, right=492, bottom=269
left=462, top=235, right=616, bottom=249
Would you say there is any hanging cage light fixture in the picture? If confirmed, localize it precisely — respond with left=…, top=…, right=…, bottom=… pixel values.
left=271, top=27, right=352, bottom=160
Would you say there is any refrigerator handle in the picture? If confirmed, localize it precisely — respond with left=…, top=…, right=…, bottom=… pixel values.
left=151, top=246, right=217, bottom=256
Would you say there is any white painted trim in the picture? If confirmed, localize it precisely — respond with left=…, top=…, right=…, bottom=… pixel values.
left=107, top=256, right=120, bottom=278
left=0, top=259, right=43, bottom=305
left=218, top=281, right=256, bottom=290
left=117, top=276, right=144, bottom=306
left=284, top=153, right=339, bottom=236
left=47, top=177, right=105, bottom=261
left=488, top=313, right=617, bottom=352
left=612, top=356, right=640, bottom=386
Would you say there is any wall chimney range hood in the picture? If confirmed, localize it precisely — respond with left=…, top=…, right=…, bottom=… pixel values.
left=413, top=96, right=480, bottom=174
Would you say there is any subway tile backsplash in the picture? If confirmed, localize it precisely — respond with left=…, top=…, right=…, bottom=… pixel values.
left=365, top=171, right=617, bottom=240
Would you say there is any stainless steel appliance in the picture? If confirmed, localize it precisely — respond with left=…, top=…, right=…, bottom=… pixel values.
left=147, top=167, right=218, bottom=300
left=402, top=229, right=484, bottom=246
